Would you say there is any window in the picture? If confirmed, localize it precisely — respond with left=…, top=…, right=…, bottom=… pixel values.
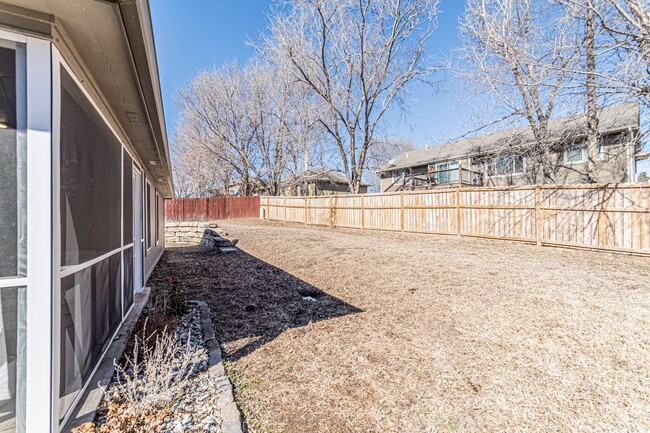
left=601, top=131, right=629, bottom=146
left=486, top=155, right=524, bottom=176
left=564, top=141, right=602, bottom=163
left=434, top=161, right=459, bottom=184
left=565, top=142, right=588, bottom=163
left=392, top=169, right=409, bottom=182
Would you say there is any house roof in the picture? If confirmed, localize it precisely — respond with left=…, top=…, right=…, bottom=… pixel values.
left=282, top=168, right=371, bottom=187
left=378, top=103, right=640, bottom=173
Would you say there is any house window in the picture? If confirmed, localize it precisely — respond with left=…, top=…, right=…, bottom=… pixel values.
left=565, top=142, right=588, bottom=163
left=433, top=161, right=459, bottom=184
left=486, top=155, right=524, bottom=176
left=601, top=131, right=628, bottom=146
left=392, top=169, right=409, bottom=182
left=564, top=141, right=602, bottom=163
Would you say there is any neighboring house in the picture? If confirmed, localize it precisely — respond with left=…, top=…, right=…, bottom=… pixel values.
left=0, top=2, right=172, bottom=432
left=281, top=169, right=369, bottom=196
left=378, top=103, right=646, bottom=192
left=226, top=178, right=268, bottom=196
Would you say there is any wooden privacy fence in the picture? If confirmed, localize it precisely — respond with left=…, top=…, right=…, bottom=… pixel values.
left=165, top=196, right=260, bottom=221
left=261, top=184, right=650, bottom=256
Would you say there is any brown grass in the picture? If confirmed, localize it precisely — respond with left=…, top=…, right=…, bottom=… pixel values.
left=164, top=219, right=650, bottom=433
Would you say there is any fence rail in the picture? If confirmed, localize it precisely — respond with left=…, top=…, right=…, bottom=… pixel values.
left=165, top=196, right=260, bottom=221
left=261, top=184, right=650, bottom=256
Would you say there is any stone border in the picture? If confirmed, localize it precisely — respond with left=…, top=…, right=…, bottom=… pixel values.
left=63, top=287, right=152, bottom=433
left=189, top=300, right=244, bottom=433
left=165, top=221, right=223, bottom=246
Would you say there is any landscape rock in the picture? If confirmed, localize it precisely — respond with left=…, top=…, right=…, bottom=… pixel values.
left=164, top=221, right=225, bottom=247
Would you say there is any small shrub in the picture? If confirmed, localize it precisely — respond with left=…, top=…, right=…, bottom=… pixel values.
left=73, top=324, right=196, bottom=433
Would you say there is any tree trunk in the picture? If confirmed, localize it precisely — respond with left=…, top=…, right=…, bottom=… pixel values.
left=586, top=1, right=599, bottom=182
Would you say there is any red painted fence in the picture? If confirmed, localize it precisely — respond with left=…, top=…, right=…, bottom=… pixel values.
left=164, top=197, right=260, bottom=221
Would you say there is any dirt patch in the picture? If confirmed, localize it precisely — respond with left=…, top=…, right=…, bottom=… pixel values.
left=159, top=219, right=650, bottom=433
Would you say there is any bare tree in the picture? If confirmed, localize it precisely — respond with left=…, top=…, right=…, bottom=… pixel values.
left=457, top=0, right=583, bottom=183
left=176, top=61, right=322, bottom=195
left=607, top=0, right=650, bottom=69
left=365, top=137, right=415, bottom=191
left=261, top=0, right=439, bottom=193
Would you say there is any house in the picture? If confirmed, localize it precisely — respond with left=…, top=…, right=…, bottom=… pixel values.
left=226, top=178, right=268, bottom=196
left=281, top=169, right=369, bottom=196
left=378, top=103, right=646, bottom=192
left=0, top=1, right=172, bottom=432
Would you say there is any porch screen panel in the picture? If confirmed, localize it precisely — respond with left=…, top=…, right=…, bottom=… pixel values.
left=0, top=45, right=26, bottom=279
left=122, top=247, right=134, bottom=314
left=60, top=67, right=121, bottom=266
left=0, top=286, right=26, bottom=433
left=145, top=181, right=152, bottom=252
left=59, top=252, right=122, bottom=420
left=58, top=66, right=126, bottom=422
left=123, top=154, right=133, bottom=245
left=0, top=41, right=27, bottom=433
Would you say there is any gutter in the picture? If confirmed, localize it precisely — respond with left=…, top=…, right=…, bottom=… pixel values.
left=114, top=0, right=175, bottom=197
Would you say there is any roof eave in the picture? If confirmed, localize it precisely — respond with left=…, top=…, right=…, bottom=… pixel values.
left=116, top=0, right=174, bottom=198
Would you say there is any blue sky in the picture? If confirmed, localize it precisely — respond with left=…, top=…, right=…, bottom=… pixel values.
left=150, top=1, right=649, bottom=176
left=150, top=0, right=470, bottom=147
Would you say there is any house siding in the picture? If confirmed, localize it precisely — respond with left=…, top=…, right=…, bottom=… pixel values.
left=379, top=132, right=638, bottom=191
left=0, top=16, right=170, bottom=432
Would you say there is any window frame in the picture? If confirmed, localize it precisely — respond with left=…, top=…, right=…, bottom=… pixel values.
left=564, top=141, right=603, bottom=164
left=485, top=154, right=525, bottom=178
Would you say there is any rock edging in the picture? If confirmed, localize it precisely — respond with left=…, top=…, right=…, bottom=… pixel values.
left=189, top=300, right=243, bottom=433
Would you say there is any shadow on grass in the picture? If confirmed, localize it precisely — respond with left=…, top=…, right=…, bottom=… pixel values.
left=152, top=246, right=362, bottom=361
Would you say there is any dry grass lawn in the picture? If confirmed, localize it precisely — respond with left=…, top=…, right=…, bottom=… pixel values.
left=163, top=219, right=650, bottom=433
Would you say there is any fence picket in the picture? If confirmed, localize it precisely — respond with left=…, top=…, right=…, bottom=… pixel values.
left=262, top=185, right=650, bottom=256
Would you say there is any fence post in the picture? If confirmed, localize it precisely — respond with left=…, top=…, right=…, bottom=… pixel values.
left=400, top=191, right=405, bottom=232
left=456, top=187, right=462, bottom=237
left=304, top=197, right=308, bottom=226
left=330, top=196, right=335, bottom=227
left=361, top=195, right=365, bottom=231
left=284, top=196, right=287, bottom=224
left=535, top=186, right=542, bottom=247
left=267, top=197, right=270, bottom=221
